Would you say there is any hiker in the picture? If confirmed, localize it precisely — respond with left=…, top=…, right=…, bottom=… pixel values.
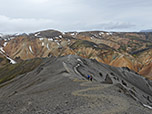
left=90, top=75, right=93, bottom=81
left=87, top=75, right=90, bottom=80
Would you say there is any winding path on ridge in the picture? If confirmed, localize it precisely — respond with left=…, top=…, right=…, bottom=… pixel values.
left=72, top=79, right=130, bottom=114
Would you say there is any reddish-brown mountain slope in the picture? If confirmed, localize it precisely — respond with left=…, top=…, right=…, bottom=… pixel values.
left=0, top=30, right=152, bottom=79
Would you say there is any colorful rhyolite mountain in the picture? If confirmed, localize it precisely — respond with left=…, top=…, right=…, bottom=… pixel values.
left=0, top=30, right=152, bottom=79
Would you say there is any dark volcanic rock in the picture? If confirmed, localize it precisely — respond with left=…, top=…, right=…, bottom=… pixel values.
left=0, top=55, right=152, bottom=114
left=34, top=30, right=62, bottom=38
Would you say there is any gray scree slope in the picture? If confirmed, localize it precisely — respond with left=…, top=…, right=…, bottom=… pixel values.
left=0, top=55, right=152, bottom=114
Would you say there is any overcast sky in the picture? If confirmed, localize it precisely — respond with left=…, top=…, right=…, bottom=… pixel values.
left=0, top=0, right=152, bottom=33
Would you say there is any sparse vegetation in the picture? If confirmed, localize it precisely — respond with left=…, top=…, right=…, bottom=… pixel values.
left=70, top=40, right=97, bottom=49
left=0, top=58, right=43, bottom=84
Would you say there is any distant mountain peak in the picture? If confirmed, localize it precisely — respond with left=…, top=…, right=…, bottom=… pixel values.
left=140, top=29, right=152, bottom=32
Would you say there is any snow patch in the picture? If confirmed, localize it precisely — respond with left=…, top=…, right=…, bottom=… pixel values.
left=77, top=59, right=82, bottom=62
left=94, top=34, right=98, bottom=37
left=0, top=47, right=5, bottom=53
left=54, top=40, right=60, bottom=46
left=15, top=33, right=21, bottom=36
left=109, top=32, right=113, bottom=35
left=48, top=38, right=53, bottom=41
left=143, top=104, right=152, bottom=109
left=57, top=42, right=60, bottom=46
left=35, top=32, right=40, bottom=37
left=3, top=42, right=8, bottom=47
left=42, top=42, right=44, bottom=46
left=77, top=58, right=84, bottom=64
left=10, top=37, right=15, bottom=40
left=6, top=37, right=13, bottom=41
left=67, top=39, right=71, bottom=44
left=99, top=32, right=104, bottom=35
left=6, top=56, right=16, bottom=64
left=39, top=38, right=44, bottom=41
left=94, top=45, right=97, bottom=47
left=29, top=46, right=34, bottom=53
left=71, top=33, right=75, bottom=36
left=75, top=64, right=80, bottom=68
left=106, top=32, right=113, bottom=35
left=59, top=35, right=62, bottom=38
left=0, top=50, right=16, bottom=64
left=47, top=44, right=50, bottom=50
left=90, top=37, right=93, bottom=40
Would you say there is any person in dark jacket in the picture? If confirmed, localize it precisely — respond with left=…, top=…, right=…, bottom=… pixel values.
left=87, top=75, right=90, bottom=80
left=90, top=75, right=93, bottom=81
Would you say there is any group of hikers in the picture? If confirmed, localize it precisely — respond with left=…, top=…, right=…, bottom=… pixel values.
left=87, top=75, right=93, bottom=81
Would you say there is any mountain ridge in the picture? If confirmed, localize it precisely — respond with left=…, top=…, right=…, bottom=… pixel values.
left=0, top=55, right=152, bottom=113
left=0, top=29, right=152, bottom=79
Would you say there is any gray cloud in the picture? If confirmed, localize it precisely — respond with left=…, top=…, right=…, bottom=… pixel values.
left=0, top=15, right=56, bottom=33
left=0, top=0, right=152, bottom=33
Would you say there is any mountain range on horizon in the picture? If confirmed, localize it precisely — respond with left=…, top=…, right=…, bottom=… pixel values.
left=0, top=29, right=152, bottom=79
left=0, top=29, right=152, bottom=113
left=140, top=29, right=152, bottom=32
left=0, top=28, right=152, bottom=35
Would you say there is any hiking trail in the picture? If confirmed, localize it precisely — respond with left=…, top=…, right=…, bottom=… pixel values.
left=72, top=79, right=130, bottom=114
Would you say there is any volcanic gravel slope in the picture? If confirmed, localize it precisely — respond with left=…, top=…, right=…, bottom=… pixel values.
left=0, top=55, right=152, bottom=114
